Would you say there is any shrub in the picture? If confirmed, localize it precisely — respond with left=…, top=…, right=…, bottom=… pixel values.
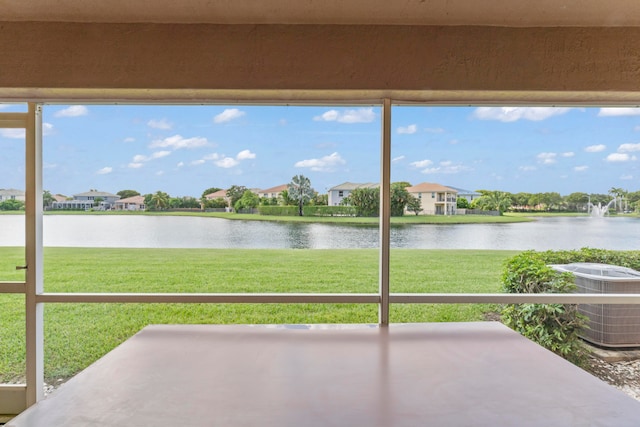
left=502, top=248, right=640, bottom=365
left=258, top=206, right=299, bottom=216
left=302, top=206, right=356, bottom=217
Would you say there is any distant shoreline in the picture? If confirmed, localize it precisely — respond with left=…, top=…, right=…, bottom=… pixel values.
left=0, top=210, right=536, bottom=224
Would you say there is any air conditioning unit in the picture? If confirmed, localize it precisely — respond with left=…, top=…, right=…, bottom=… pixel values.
left=550, top=263, right=640, bottom=348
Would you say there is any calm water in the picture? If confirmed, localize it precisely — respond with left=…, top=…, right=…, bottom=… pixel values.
left=1, top=215, right=639, bottom=250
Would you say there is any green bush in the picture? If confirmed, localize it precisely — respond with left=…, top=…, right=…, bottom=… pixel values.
left=258, top=206, right=299, bottom=216
left=502, top=248, right=640, bottom=365
left=302, top=206, right=356, bottom=217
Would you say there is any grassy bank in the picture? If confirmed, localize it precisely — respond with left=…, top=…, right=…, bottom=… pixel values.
left=34, top=209, right=532, bottom=224
left=0, top=247, right=518, bottom=382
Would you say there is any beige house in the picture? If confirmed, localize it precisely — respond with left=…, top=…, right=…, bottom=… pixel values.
left=257, top=184, right=288, bottom=199
left=114, top=195, right=146, bottom=211
left=406, top=182, right=458, bottom=215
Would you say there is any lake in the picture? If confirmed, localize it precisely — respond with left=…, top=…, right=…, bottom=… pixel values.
left=1, top=215, right=639, bottom=250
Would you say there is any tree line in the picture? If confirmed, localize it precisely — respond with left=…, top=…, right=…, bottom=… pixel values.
left=17, top=183, right=638, bottom=215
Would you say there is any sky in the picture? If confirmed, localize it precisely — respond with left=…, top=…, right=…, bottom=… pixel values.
left=1, top=103, right=640, bottom=198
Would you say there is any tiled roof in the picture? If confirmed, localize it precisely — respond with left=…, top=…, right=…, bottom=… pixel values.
left=406, top=182, right=458, bottom=193
left=329, top=182, right=379, bottom=191
left=205, top=190, right=227, bottom=199
left=259, top=184, right=288, bottom=194
left=116, top=195, right=145, bottom=204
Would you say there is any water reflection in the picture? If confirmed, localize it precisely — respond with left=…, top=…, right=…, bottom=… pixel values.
left=0, top=215, right=639, bottom=250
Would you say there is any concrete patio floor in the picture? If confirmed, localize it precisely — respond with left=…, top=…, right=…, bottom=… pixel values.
left=7, top=322, right=640, bottom=426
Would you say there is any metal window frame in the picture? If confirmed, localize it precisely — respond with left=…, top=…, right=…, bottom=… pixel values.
left=2, top=100, right=640, bottom=415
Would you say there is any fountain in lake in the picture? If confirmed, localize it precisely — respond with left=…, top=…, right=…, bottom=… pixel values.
left=588, top=198, right=616, bottom=217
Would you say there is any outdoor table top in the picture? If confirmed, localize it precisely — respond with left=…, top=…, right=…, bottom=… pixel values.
left=8, top=322, right=640, bottom=426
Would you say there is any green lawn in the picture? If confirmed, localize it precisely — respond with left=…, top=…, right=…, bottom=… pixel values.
left=0, top=247, right=518, bottom=382
left=33, top=210, right=533, bottom=224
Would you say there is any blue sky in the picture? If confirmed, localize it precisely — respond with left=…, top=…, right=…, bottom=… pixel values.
left=1, top=103, right=640, bottom=197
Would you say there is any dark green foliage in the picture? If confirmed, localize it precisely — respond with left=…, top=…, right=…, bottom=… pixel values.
left=258, top=206, right=299, bottom=216
left=117, top=190, right=140, bottom=199
left=303, top=206, right=357, bottom=217
left=390, top=184, right=410, bottom=216
left=204, top=197, right=228, bottom=209
left=456, top=197, right=470, bottom=209
left=0, top=199, right=25, bottom=210
left=226, top=185, right=248, bottom=210
left=348, top=187, right=379, bottom=217
left=501, top=248, right=640, bottom=365
left=234, top=190, right=260, bottom=212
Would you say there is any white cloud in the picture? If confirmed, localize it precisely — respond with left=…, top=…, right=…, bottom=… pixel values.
left=156, top=171, right=164, bottom=176
left=0, top=123, right=53, bottom=138
left=0, top=128, right=25, bottom=139
left=203, top=153, right=220, bottom=161
left=177, top=161, right=184, bottom=167
left=151, top=150, right=171, bottom=159
left=392, top=155, right=405, bottom=162
left=54, top=105, right=88, bottom=117
left=215, top=157, right=239, bottom=168
left=605, top=153, right=637, bottom=162
left=0, top=104, right=9, bottom=109
left=621, top=174, right=634, bottom=180
left=585, top=144, right=606, bottom=153
left=410, top=159, right=434, bottom=168
left=236, top=149, right=256, bottom=160
left=43, top=123, right=54, bottom=135
left=448, top=139, right=459, bottom=145
left=132, top=151, right=171, bottom=163
left=149, top=134, right=208, bottom=150
left=397, top=124, right=417, bottom=134
left=294, top=152, right=346, bottom=172
left=191, top=159, right=206, bottom=166
left=147, top=118, right=172, bottom=130
left=419, top=161, right=471, bottom=174
left=214, top=108, right=245, bottom=124
left=618, top=143, right=640, bottom=152
left=519, top=166, right=537, bottom=171
left=537, top=152, right=557, bottom=164
left=124, top=137, right=136, bottom=143
left=472, top=107, right=571, bottom=122
left=313, top=108, right=376, bottom=123
left=597, top=108, right=640, bottom=117
left=128, top=163, right=143, bottom=169
left=562, top=152, right=575, bottom=157
left=635, top=126, right=640, bottom=132
left=574, top=165, right=589, bottom=172
left=425, top=127, right=445, bottom=133
left=96, top=166, right=113, bottom=175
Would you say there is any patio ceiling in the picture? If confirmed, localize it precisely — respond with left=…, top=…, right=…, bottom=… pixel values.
left=3, top=0, right=640, bottom=27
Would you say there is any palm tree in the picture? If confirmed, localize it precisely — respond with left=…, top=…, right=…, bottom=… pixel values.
left=150, top=191, right=170, bottom=211
left=475, top=191, right=512, bottom=214
left=287, top=175, right=314, bottom=216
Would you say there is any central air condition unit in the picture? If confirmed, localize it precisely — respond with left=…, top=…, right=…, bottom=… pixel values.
left=550, top=263, right=640, bottom=348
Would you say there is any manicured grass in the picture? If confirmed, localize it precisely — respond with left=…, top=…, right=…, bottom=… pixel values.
left=0, top=247, right=518, bottom=382
left=38, top=209, right=532, bottom=224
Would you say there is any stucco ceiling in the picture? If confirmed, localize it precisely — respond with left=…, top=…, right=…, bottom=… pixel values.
left=3, top=0, right=640, bottom=26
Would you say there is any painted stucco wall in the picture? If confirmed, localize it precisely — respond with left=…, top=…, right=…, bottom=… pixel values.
left=1, top=23, right=640, bottom=100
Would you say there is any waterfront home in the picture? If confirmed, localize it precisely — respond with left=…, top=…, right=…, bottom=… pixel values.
left=114, top=195, right=146, bottom=211
left=0, top=188, right=25, bottom=202
left=328, top=182, right=379, bottom=206
left=257, top=184, right=288, bottom=199
left=406, top=182, right=458, bottom=215
left=51, top=190, right=120, bottom=210
left=446, top=186, right=480, bottom=204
